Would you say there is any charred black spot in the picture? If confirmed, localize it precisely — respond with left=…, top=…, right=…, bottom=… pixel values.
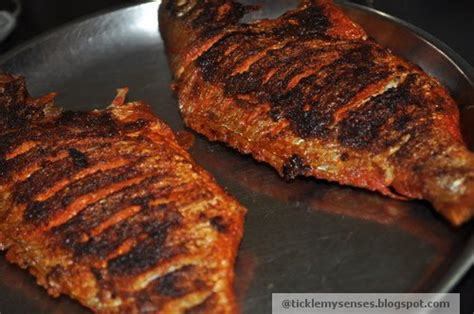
left=282, top=155, right=311, bottom=180
left=225, top=70, right=265, bottom=96
left=24, top=201, right=49, bottom=223
left=68, top=148, right=89, bottom=168
left=272, top=6, right=330, bottom=39
left=284, top=104, right=332, bottom=138
left=46, top=266, right=66, bottom=284
left=107, top=215, right=181, bottom=276
left=210, top=216, right=227, bottom=233
left=393, top=114, right=411, bottom=131
left=131, top=195, right=153, bottom=208
left=91, top=268, right=103, bottom=282
left=123, top=119, right=150, bottom=132
left=153, top=265, right=193, bottom=297
left=57, top=111, right=118, bottom=138
left=155, top=275, right=185, bottom=298
left=340, top=152, right=349, bottom=161
left=337, top=74, right=421, bottom=151
left=0, top=158, right=7, bottom=177
left=73, top=224, right=134, bottom=259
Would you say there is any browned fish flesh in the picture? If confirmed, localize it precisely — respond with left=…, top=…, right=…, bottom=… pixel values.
left=0, top=73, right=246, bottom=313
left=159, top=0, right=474, bottom=225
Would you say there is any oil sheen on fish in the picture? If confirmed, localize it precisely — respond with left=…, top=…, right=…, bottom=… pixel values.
left=0, top=73, right=246, bottom=313
left=159, top=0, right=474, bottom=225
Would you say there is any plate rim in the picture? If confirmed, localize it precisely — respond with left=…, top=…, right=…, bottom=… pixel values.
left=0, top=0, right=472, bottom=297
left=339, top=1, right=474, bottom=85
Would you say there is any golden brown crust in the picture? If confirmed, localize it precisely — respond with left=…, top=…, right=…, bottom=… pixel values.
left=160, top=0, right=474, bottom=225
left=0, top=73, right=246, bottom=313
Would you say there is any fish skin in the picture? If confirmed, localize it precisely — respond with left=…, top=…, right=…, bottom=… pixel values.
left=159, top=0, right=474, bottom=225
left=0, top=73, right=246, bottom=313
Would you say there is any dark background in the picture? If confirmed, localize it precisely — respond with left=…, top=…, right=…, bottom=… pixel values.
left=0, top=0, right=473, bottom=313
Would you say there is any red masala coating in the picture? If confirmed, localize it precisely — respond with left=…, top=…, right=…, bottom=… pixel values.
left=159, top=0, right=473, bottom=225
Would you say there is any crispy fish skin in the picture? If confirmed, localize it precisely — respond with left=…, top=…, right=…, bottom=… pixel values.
left=159, top=0, right=474, bottom=225
left=0, top=73, right=246, bottom=313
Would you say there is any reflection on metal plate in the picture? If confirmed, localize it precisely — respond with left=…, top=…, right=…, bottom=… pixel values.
left=0, top=1, right=472, bottom=313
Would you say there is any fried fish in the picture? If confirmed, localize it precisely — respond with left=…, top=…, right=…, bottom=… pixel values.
left=159, top=0, right=474, bottom=225
left=0, top=73, right=246, bottom=313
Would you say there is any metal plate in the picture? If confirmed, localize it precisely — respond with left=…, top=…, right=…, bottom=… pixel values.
left=0, top=1, right=473, bottom=313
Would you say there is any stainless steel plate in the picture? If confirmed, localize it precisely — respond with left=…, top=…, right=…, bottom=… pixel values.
left=0, top=1, right=473, bottom=313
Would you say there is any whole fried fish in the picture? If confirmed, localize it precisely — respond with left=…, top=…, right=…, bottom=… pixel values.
left=0, top=73, right=246, bottom=313
left=159, top=0, right=474, bottom=225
